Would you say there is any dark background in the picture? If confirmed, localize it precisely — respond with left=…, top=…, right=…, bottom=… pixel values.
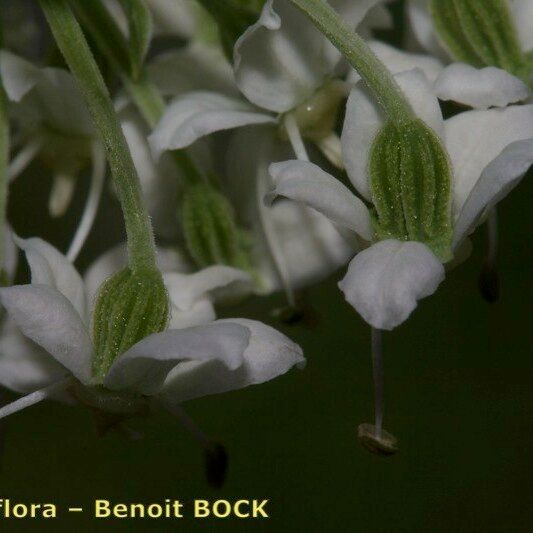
left=1, top=0, right=533, bottom=531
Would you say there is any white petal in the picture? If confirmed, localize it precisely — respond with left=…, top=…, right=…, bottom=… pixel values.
left=338, top=240, right=445, bottom=330
left=0, top=50, right=40, bottom=102
left=0, top=285, right=93, bottom=383
left=434, top=64, right=530, bottom=109
left=342, top=68, right=444, bottom=199
left=348, top=40, right=444, bottom=85
left=158, top=318, right=304, bottom=404
left=268, top=160, right=373, bottom=240
left=148, top=42, right=238, bottom=97
left=512, top=0, right=533, bottom=52
left=104, top=321, right=251, bottom=395
left=453, top=139, right=533, bottom=247
left=14, top=236, right=88, bottom=321
left=234, top=0, right=381, bottom=113
left=149, top=91, right=275, bottom=156
left=445, top=105, right=533, bottom=212
left=164, top=266, right=252, bottom=312
left=0, top=319, right=68, bottom=394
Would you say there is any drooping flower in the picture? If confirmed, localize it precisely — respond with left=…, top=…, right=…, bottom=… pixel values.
left=267, top=66, right=533, bottom=452
left=148, top=0, right=388, bottom=305
left=0, top=237, right=304, bottom=423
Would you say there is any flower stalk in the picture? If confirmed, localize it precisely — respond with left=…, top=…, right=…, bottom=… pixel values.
left=287, top=0, right=415, bottom=126
left=39, top=0, right=156, bottom=272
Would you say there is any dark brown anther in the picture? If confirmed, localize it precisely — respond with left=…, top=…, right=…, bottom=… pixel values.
left=204, top=442, right=228, bottom=489
left=479, top=264, right=500, bottom=303
left=358, top=423, right=398, bottom=457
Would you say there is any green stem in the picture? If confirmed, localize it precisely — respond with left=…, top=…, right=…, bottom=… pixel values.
left=39, top=0, right=156, bottom=271
left=288, top=0, right=415, bottom=126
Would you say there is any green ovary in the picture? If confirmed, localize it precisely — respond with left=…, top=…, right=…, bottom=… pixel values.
left=369, top=119, right=453, bottom=262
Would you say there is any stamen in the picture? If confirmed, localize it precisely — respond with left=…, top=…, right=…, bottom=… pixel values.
left=479, top=208, right=500, bottom=303
left=357, top=328, right=398, bottom=456
left=0, top=377, right=73, bottom=420
left=48, top=172, right=76, bottom=218
left=371, top=327, right=384, bottom=438
left=8, top=138, right=43, bottom=182
left=284, top=114, right=309, bottom=162
left=66, top=143, right=106, bottom=262
left=315, top=132, right=344, bottom=169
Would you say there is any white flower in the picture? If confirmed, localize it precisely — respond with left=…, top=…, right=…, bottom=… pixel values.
left=0, top=237, right=304, bottom=420
left=348, top=40, right=530, bottom=110
left=268, top=69, right=533, bottom=330
left=147, top=0, right=387, bottom=299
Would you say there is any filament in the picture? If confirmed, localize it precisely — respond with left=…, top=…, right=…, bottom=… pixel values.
left=0, top=377, right=73, bottom=420
left=66, top=143, right=106, bottom=262
left=169, top=404, right=211, bottom=448
left=284, top=114, right=309, bottom=162
left=486, top=207, right=498, bottom=268
left=315, top=132, right=344, bottom=169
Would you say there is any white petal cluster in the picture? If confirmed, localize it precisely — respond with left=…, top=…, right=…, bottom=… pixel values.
left=0, top=0, right=531, bottom=444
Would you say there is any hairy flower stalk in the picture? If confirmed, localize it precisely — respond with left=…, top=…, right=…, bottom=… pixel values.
left=286, top=0, right=456, bottom=451
left=289, top=0, right=416, bottom=127
left=39, top=0, right=157, bottom=272
left=39, top=0, right=169, bottom=380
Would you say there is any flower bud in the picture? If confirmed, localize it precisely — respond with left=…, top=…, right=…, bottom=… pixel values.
left=92, top=268, right=169, bottom=381
left=430, top=0, right=530, bottom=81
left=369, top=119, right=453, bottom=261
left=182, top=182, right=253, bottom=272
